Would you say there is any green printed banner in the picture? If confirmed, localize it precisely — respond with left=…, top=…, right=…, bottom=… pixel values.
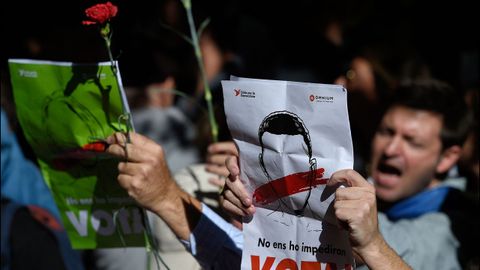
left=8, top=59, right=146, bottom=249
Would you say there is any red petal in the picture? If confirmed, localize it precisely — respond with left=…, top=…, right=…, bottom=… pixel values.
left=82, top=20, right=97, bottom=25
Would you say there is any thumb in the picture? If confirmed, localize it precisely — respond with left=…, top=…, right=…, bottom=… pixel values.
left=328, top=169, right=370, bottom=188
left=226, top=156, right=240, bottom=179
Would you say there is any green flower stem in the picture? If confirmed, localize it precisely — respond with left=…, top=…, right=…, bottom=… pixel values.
left=102, top=27, right=134, bottom=133
left=101, top=23, right=117, bottom=73
left=182, top=0, right=219, bottom=142
left=104, top=38, right=116, bottom=72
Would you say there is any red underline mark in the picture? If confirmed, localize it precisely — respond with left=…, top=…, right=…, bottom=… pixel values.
left=253, top=168, right=327, bottom=205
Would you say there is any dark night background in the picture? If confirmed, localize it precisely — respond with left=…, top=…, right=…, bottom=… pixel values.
left=1, top=0, right=478, bottom=90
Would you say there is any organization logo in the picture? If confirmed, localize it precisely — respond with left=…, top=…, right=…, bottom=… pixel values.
left=309, top=94, right=334, bottom=103
left=233, top=88, right=256, bottom=98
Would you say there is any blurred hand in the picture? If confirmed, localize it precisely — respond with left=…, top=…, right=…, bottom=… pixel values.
left=334, top=57, right=376, bottom=101
left=146, top=76, right=175, bottom=108
left=205, top=141, right=238, bottom=188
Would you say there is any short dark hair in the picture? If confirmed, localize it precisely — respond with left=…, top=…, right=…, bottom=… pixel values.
left=389, top=79, right=472, bottom=149
left=258, top=111, right=313, bottom=161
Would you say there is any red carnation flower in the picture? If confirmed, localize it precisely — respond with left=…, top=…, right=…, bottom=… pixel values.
left=82, top=2, right=118, bottom=25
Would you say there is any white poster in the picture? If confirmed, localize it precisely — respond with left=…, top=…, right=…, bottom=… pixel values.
left=222, top=76, right=355, bottom=269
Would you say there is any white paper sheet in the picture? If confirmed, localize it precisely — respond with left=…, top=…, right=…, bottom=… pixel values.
left=222, top=76, right=355, bottom=269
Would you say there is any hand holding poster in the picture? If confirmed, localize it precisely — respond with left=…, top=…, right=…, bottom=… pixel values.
left=222, top=76, right=355, bottom=269
left=8, top=59, right=145, bottom=249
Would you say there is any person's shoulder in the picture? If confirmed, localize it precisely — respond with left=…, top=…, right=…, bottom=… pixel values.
left=378, top=211, right=460, bottom=270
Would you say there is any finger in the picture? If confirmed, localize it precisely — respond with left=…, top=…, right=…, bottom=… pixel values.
left=105, top=133, right=117, bottom=145
left=222, top=189, right=247, bottom=212
left=225, top=156, right=252, bottom=206
left=334, top=199, right=376, bottom=225
left=106, top=132, right=132, bottom=159
left=334, top=207, right=356, bottom=224
left=106, top=143, right=127, bottom=159
left=107, top=136, right=165, bottom=164
left=123, top=142, right=161, bottom=163
left=128, top=132, right=159, bottom=147
left=208, top=177, right=225, bottom=188
left=225, top=178, right=252, bottom=207
left=207, top=153, right=231, bottom=166
left=118, top=161, right=149, bottom=177
left=106, top=142, right=146, bottom=163
left=225, top=179, right=252, bottom=207
left=335, top=187, right=375, bottom=201
left=106, top=132, right=129, bottom=145
left=106, top=132, right=128, bottom=145
left=117, top=174, right=134, bottom=191
left=108, top=132, right=156, bottom=149
left=334, top=199, right=368, bottom=210
left=328, top=169, right=373, bottom=189
left=226, top=156, right=240, bottom=178
left=334, top=205, right=376, bottom=231
left=221, top=195, right=255, bottom=217
left=208, top=141, right=238, bottom=156
left=205, top=164, right=229, bottom=177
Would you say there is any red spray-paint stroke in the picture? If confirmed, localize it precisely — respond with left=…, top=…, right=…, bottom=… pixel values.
left=82, top=141, right=108, bottom=152
left=253, top=168, right=327, bottom=205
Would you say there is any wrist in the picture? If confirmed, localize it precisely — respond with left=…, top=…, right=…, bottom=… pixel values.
left=356, top=235, right=410, bottom=270
left=355, top=234, right=385, bottom=264
left=150, top=181, right=185, bottom=216
left=150, top=182, right=203, bottom=240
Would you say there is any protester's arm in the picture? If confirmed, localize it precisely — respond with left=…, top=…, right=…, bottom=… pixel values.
left=106, top=132, right=242, bottom=269
left=328, top=169, right=412, bottom=270
left=106, top=132, right=200, bottom=240
left=183, top=203, right=243, bottom=269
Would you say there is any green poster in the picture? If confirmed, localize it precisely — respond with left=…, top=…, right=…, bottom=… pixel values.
left=8, top=59, right=146, bottom=249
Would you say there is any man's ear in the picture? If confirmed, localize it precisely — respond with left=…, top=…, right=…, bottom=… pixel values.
left=436, top=145, right=462, bottom=174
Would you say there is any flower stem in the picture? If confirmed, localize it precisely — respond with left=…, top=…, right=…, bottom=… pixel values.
left=103, top=33, right=133, bottom=133
left=183, top=0, right=219, bottom=142
left=104, top=37, right=117, bottom=74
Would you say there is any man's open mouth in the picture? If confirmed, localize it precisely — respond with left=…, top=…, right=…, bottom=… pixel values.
left=377, top=162, right=402, bottom=176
